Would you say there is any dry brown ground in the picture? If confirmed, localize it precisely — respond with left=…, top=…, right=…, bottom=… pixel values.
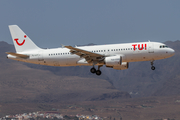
left=1, top=96, right=180, bottom=120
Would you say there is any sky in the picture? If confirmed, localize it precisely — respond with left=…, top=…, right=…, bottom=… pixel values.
left=0, top=0, right=180, bottom=48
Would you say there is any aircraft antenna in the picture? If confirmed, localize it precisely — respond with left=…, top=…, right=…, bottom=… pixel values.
left=61, top=44, right=65, bottom=48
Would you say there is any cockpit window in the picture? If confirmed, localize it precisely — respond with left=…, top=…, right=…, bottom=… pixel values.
left=160, top=45, right=168, bottom=48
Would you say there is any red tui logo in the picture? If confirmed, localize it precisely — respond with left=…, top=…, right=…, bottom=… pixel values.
left=14, top=35, right=26, bottom=46
left=132, top=44, right=147, bottom=51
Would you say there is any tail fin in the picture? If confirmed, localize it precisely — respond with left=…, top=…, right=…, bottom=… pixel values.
left=9, top=25, right=41, bottom=53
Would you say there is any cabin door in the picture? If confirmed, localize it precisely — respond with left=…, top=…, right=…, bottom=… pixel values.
left=148, top=43, right=154, bottom=53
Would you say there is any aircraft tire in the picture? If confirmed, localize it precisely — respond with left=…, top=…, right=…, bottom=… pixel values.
left=90, top=68, right=96, bottom=73
left=151, top=66, right=155, bottom=70
left=96, top=70, right=102, bottom=76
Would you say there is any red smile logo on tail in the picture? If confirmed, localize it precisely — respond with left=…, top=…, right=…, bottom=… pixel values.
left=14, top=35, right=26, bottom=46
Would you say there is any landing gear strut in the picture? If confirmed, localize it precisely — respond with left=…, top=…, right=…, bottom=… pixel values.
left=90, top=65, right=102, bottom=76
left=151, top=61, right=155, bottom=70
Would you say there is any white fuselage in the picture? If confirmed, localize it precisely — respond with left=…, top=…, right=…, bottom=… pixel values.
left=8, top=41, right=175, bottom=67
left=7, top=25, right=175, bottom=75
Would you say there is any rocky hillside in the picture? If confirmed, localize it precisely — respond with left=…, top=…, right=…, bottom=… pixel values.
left=0, top=41, right=130, bottom=103
left=22, top=41, right=180, bottom=98
left=2, top=40, right=180, bottom=100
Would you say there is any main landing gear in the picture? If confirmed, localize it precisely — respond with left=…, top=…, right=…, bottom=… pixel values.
left=90, top=65, right=102, bottom=76
left=151, top=61, right=155, bottom=70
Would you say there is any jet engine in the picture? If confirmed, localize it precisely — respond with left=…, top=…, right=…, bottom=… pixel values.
left=105, top=55, right=129, bottom=70
left=105, top=55, right=122, bottom=66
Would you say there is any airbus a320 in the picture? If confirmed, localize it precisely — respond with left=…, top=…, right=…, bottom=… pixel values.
left=6, top=25, right=175, bottom=76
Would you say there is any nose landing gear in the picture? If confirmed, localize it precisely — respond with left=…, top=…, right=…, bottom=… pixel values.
left=90, top=65, right=102, bottom=76
left=151, top=61, right=155, bottom=70
left=151, top=66, right=155, bottom=70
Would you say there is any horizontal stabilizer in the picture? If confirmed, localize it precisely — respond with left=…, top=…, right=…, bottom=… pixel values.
left=6, top=52, right=29, bottom=59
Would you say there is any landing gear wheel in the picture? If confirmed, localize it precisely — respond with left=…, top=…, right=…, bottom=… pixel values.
left=96, top=70, right=102, bottom=76
left=90, top=68, right=96, bottom=73
left=151, top=66, right=155, bottom=70
left=150, top=60, right=155, bottom=70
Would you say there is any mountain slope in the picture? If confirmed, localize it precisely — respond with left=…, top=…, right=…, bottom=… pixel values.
left=3, top=40, right=180, bottom=99
left=22, top=40, right=180, bottom=98
left=152, top=41, right=180, bottom=96
left=0, top=41, right=130, bottom=103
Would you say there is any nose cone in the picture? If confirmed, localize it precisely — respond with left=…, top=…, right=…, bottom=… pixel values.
left=168, top=48, right=175, bottom=57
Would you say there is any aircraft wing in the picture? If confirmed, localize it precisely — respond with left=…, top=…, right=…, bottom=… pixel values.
left=6, top=52, right=29, bottom=59
left=65, top=46, right=104, bottom=63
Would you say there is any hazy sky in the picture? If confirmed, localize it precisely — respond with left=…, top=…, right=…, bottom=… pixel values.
left=0, top=0, right=180, bottom=48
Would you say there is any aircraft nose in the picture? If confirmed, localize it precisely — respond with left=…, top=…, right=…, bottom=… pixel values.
left=168, top=48, right=175, bottom=56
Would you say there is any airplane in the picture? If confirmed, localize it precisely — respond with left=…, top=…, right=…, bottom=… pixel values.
left=6, top=25, right=175, bottom=76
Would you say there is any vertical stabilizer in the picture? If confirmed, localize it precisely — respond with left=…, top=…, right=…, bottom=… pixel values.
left=9, top=25, right=41, bottom=52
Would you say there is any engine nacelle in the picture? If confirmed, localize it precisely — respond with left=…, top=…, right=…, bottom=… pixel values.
left=113, top=62, right=129, bottom=70
left=105, top=55, right=129, bottom=70
left=105, top=55, right=122, bottom=66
